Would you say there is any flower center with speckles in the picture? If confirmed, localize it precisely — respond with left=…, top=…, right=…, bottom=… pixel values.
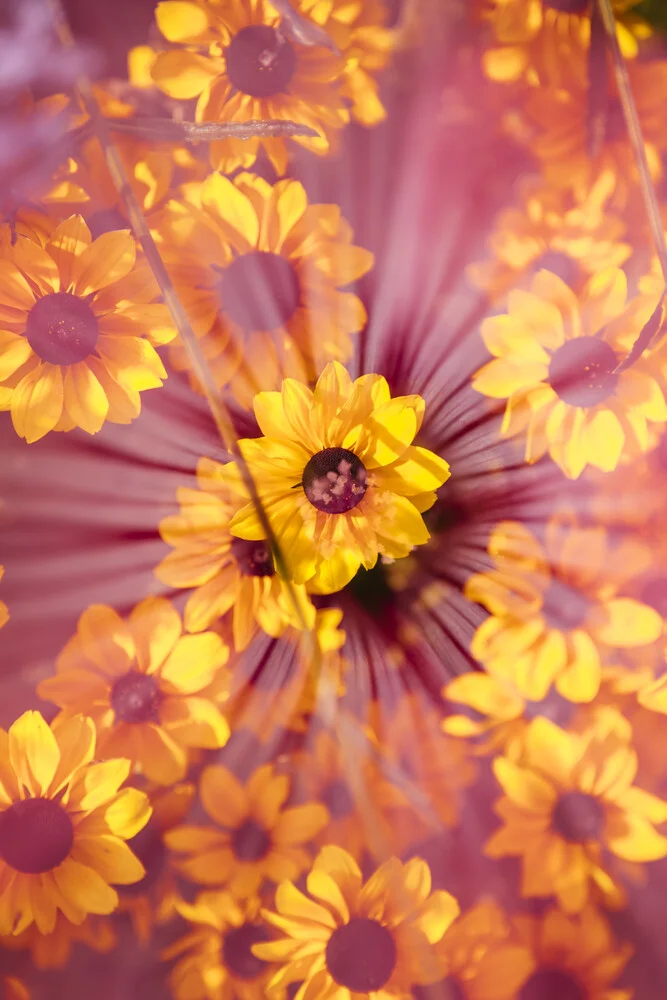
left=520, top=969, right=585, bottom=1000
left=231, top=819, right=271, bottom=861
left=303, top=448, right=368, bottom=514
left=111, top=671, right=161, bottom=724
left=540, top=579, right=590, bottom=632
left=217, top=252, right=301, bottom=333
left=548, top=337, right=619, bottom=407
left=0, top=798, right=74, bottom=873
left=226, top=25, right=296, bottom=97
left=326, top=918, right=397, bottom=992
left=222, top=923, right=270, bottom=979
left=231, top=537, right=275, bottom=577
left=552, top=791, right=604, bottom=843
left=26, top=292, right=99, bottom=365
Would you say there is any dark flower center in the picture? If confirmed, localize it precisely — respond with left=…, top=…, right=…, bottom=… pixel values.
left=0, top=797, right=74, bottom=874
left=217, top=251, right=301, bottom=333
left=26, top=291, right=99, bottom=365
left=552, top=791, right=604, bottom=843
left=231, top=537, right=275, bottom=577
left=325, top=917, right=397, bottom=992
left=542, top=0, right=589, bottom=12
left=118, top=819, right=165, bottom=896
left=226, top=25, right=296, bottom=97
left=303, top=448, right=368, bottom=514
left=222, top=922, right=270, bottom=980
left=548, top=337, right=619, bottom=407
left=638, top=575, right=667, bottom=619
left=111, top=671, right=161, bottom=724
left=231, top=819, right=271, bottom=862
left=519, top=969, right=585, bottom=1000
left=413, top=978, right=466, bottom=1000
left=323, top=779, right=355, bottom=820
left=540, top=579, right=590, bottom=632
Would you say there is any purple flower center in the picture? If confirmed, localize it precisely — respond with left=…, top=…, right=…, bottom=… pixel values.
left=303, top=448, right=368, bottom=514
left=111, top=671, right=161, bottom=724
left=26, top=291, right=99, bottom=365
left=222, top=922, right=270, bottom=980
left=552, top=791, right=604, bottom=842
left=231, top=818, right=271, bottom=861
left=217, top=251, right=301, bottom=333
left=231, top=537, right=275, bottom=577
left=548, top=336, right=619, bottom=407
left=519, top=969, right=585, bottom=1000
left=225, top=25, right=296, bottom=97
left=325, top=918, right=397, bottom=992
left=0, top=797, right=74, bottom=874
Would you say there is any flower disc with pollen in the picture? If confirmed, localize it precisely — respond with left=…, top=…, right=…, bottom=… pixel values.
left=303, top=448, right=368, bottom=514
left=222, top=923, right=270, bottom=979
left=225, top=25, right=297, bottom=97
left=111, top=671, right=161, bottom=724
left=0, top=798, right=74, bottom=874
left=26, top=292, right=99, bottom=365
left=551, top=791, right=604, bottom=843
left=325, top=917, right=397, bottom=991
left=217, top=251, right=301, bottom=333
left=548, top=337, right=619, bottom=407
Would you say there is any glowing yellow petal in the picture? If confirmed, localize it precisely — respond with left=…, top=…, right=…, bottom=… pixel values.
left=11, top=365, right=64, bottom=443
left=272, top=804, right=329, bottom=844
left=63, top=364, right=109, bottom=435
left=372, top=445, right=450, bottom=496
left=128, top=596, right=182, bottom=673
left=8, top=711, right=60, bottom=796
left=200, top=172, right=259, bottom=251
left=352, top=399, right=416, bottom=467
left=583, top=409, right=625, bottom=472
left=46, top=216, right=92, bottom=292
left=161, top=696, right=230, bottom=749
left=151, top=50, right=222, bottom=99
left=200, top=765, right=248, bottom=827
left=104, top=787, right=152, bottom=839
left=52, top=859, right=118, bottom=915
left=0, top=332, right=32, bottom=381
left=79, top=759, right=131, bottom=811
left=73, top=835, right=146, bottom=885
left=275, top=880, right=336, bottom=927
left=160, top=633, right=229, bottom=693
left=607, top=814, right=667, bottom=862
left=594, top=598, right=662, bottom=647
left=524, top=718, right=577, bottom=786
left=71, top=231, right=136, bottom=297
left=493, top=757, right=556, bottom=811
left=155, top=1, right=210, bottom=42
left=473, top=359, right=548, bottom=399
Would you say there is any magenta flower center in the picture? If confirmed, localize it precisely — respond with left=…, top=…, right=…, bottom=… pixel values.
left=225, top=25, right=296, bottom=97
left=548, top=336, right=619, bottom=407
left=0, top=797, right=74, bottom=874
left=552, top=791, right=604, bottom=842
left=111, top=671, right=161, bottom=724
left=303, top=448, right=368, bottom=514
left=325, top=918, right=397, bottom=992
left=26, top=291, right=99, bottom=365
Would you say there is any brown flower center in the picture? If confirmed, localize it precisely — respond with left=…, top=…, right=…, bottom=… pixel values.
left=326, top=917, right=397, bottom=992
left=217, top=251, right=301, bottom=333
left=111, top=671, right=161, bottom=724
left=26, top=291, right=99, bottom=365
left=303, top=448, right=368, bottom=514
left=0, top=797, right=74, bottom=874
left=225, top=25, right=296, bottom=97
left=548, top=337, right=618, bottom=407
left=222, top=922, right=270, bottom=980
left=231, top=819, right=271, bottom=861
left=231, top=537, right=275, bottom=577
left=552, top=791, right=604, bottom=843
left=541, top=579, right=590, bottom=632
left=519, top=969, right=585, bottom=1000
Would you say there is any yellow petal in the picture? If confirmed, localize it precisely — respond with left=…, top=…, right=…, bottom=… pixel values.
left=0, top=332, right=33, bottom=381
left=79, top=759, right=131, bottom=811
left=8, top=711, right=60, bottom=796
left=155, top=1, right=210, bottom=42
left=352, top=399, right=417, bottom=467
left=276, top=880, right=336, bottom=927
left=583, top=409, right=625, bottom=472
left=472, top=359, right=547, bottom=399
left=72, top=231, right=136, bottom=297
left=493, top=757, right=556, bottom=811
left=151, top=49, right=221, bottom=99
left=11, top=365, right=64, bottom=443
left=607, top=813, right=667, bottom=862
left=129, top=596, right=182, bottom=673
left=104, top=787, right=152, bottom=839
left=160, top=696, right=230, bottom=749
left=160, top=633, right=229, bottom=693
left=200, top=172, right=259, bottom=251
left=73, top=835, right=146, bottom=884
left=272, top=804, right=329, bottom=844
left=200, top=765, right=248, bottom=827
left=52, top=858, right=118, bottom=915
left=46, top=216, right=92, bottom=292
left=594, top=598, right=662, bottom=647
left=63, top=364, right=109, bottom=434
left=0, top=259, right=36, bottom=313
left=372, top=445, right=450, bottom=496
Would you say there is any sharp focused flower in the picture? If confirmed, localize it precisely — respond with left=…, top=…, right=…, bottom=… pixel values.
left=162, top=891, right=276, bottom=1000
left=150, top=0, right=349, bottom=174
left=485, top=716, right=667, bottom=911
left=37, top=598, right=231, bottom=785
left=166, top=762, right=329, bottom=897
left=158, top=171, right=373, bottom=393
left=472, top=269, right=667, bottom=477
left=254, top=845, right=460, bottom=998
left=0, top=214, right=174, bottom=442
left=155, top=456, right=318, bottom=649
left=222, top=360, right=451, bottom=593
left=0, top=911, right=116, bottom=969
left=508, top=905, right=634, bottom=1000
left=466, top=519, right=662, bottom=702
left=0, top=710, right=151, bottom=935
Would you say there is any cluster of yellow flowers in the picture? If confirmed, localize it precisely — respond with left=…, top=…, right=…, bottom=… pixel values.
left=3, top=0, right=667, bottom=998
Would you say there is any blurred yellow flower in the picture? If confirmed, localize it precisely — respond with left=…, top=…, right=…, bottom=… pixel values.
left=38, top=598, right=230, bottom=785
left=1, top=912, right=116, bottom=969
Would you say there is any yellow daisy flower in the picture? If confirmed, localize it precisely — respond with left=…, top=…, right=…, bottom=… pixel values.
left=520, top=42, right=667, bottom=207
left=37, top=597, right=231, bottom=785
left=481, top=0, right=650, bottom=84
left=254, top=845, right=460, bottom=998
left=155, top=456, right=318, bottom=649
left=166, top=762, right=329, bottom=897
left=416, top=900, right=533, bottom=1000
left=158, top=171, right=373, bottom=392
left=0, top=215, right=173, bottom=442
left=117, top=782, right=196, bottom=946
left=222, top=360, right=451, bottom=593
left=508, top=905, right=634, bottom=1000
left=0, top=710, right=151, bottom=935
left=150, top=0, right=349, bottom=174
left=485, top=716, right=667, bottom=912
left=472, top=269, right=667, bottom=477
left=1, top=912, right=116, bottom=969
left=467, top=173, right=630, bottom=301
left=466, top=518, right=662, bottom=703
left=163, top=891, right=277, bottom=1000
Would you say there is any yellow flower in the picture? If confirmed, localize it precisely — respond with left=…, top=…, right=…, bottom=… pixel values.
left=507, top=905, right=634, bottom=1000
left=158, top=171, right=373, bottom=392
left=37, top=598, right=230, bottom=785
left=485, top=716, right=667, bottom=912
left=150, top=0, right=349, bottom=174
left=155, top=457, right=318, bottom=648
left=223, top=360, right=451, bottom=593
left=472, top=269, right=667, bottom=477
left=0, top=710, right=151, bottom=935
left=117, top=782, right=196, bottom=946
left=0, top=215, right=173, bottom=442
left=255, top=845, right=460, bottom=998
left=467, top=173, right=630, bottom=301
left=520, top=42, right=667, bottom=207
left=466, top=519, right=662, bottom=703
left=481, top=0, right=650, bottom=84
left=163, top=891, right=277, bottom=1000
left=166, top=762, right=328, bottom=897
left=1, top=912, right=116, bottom=969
